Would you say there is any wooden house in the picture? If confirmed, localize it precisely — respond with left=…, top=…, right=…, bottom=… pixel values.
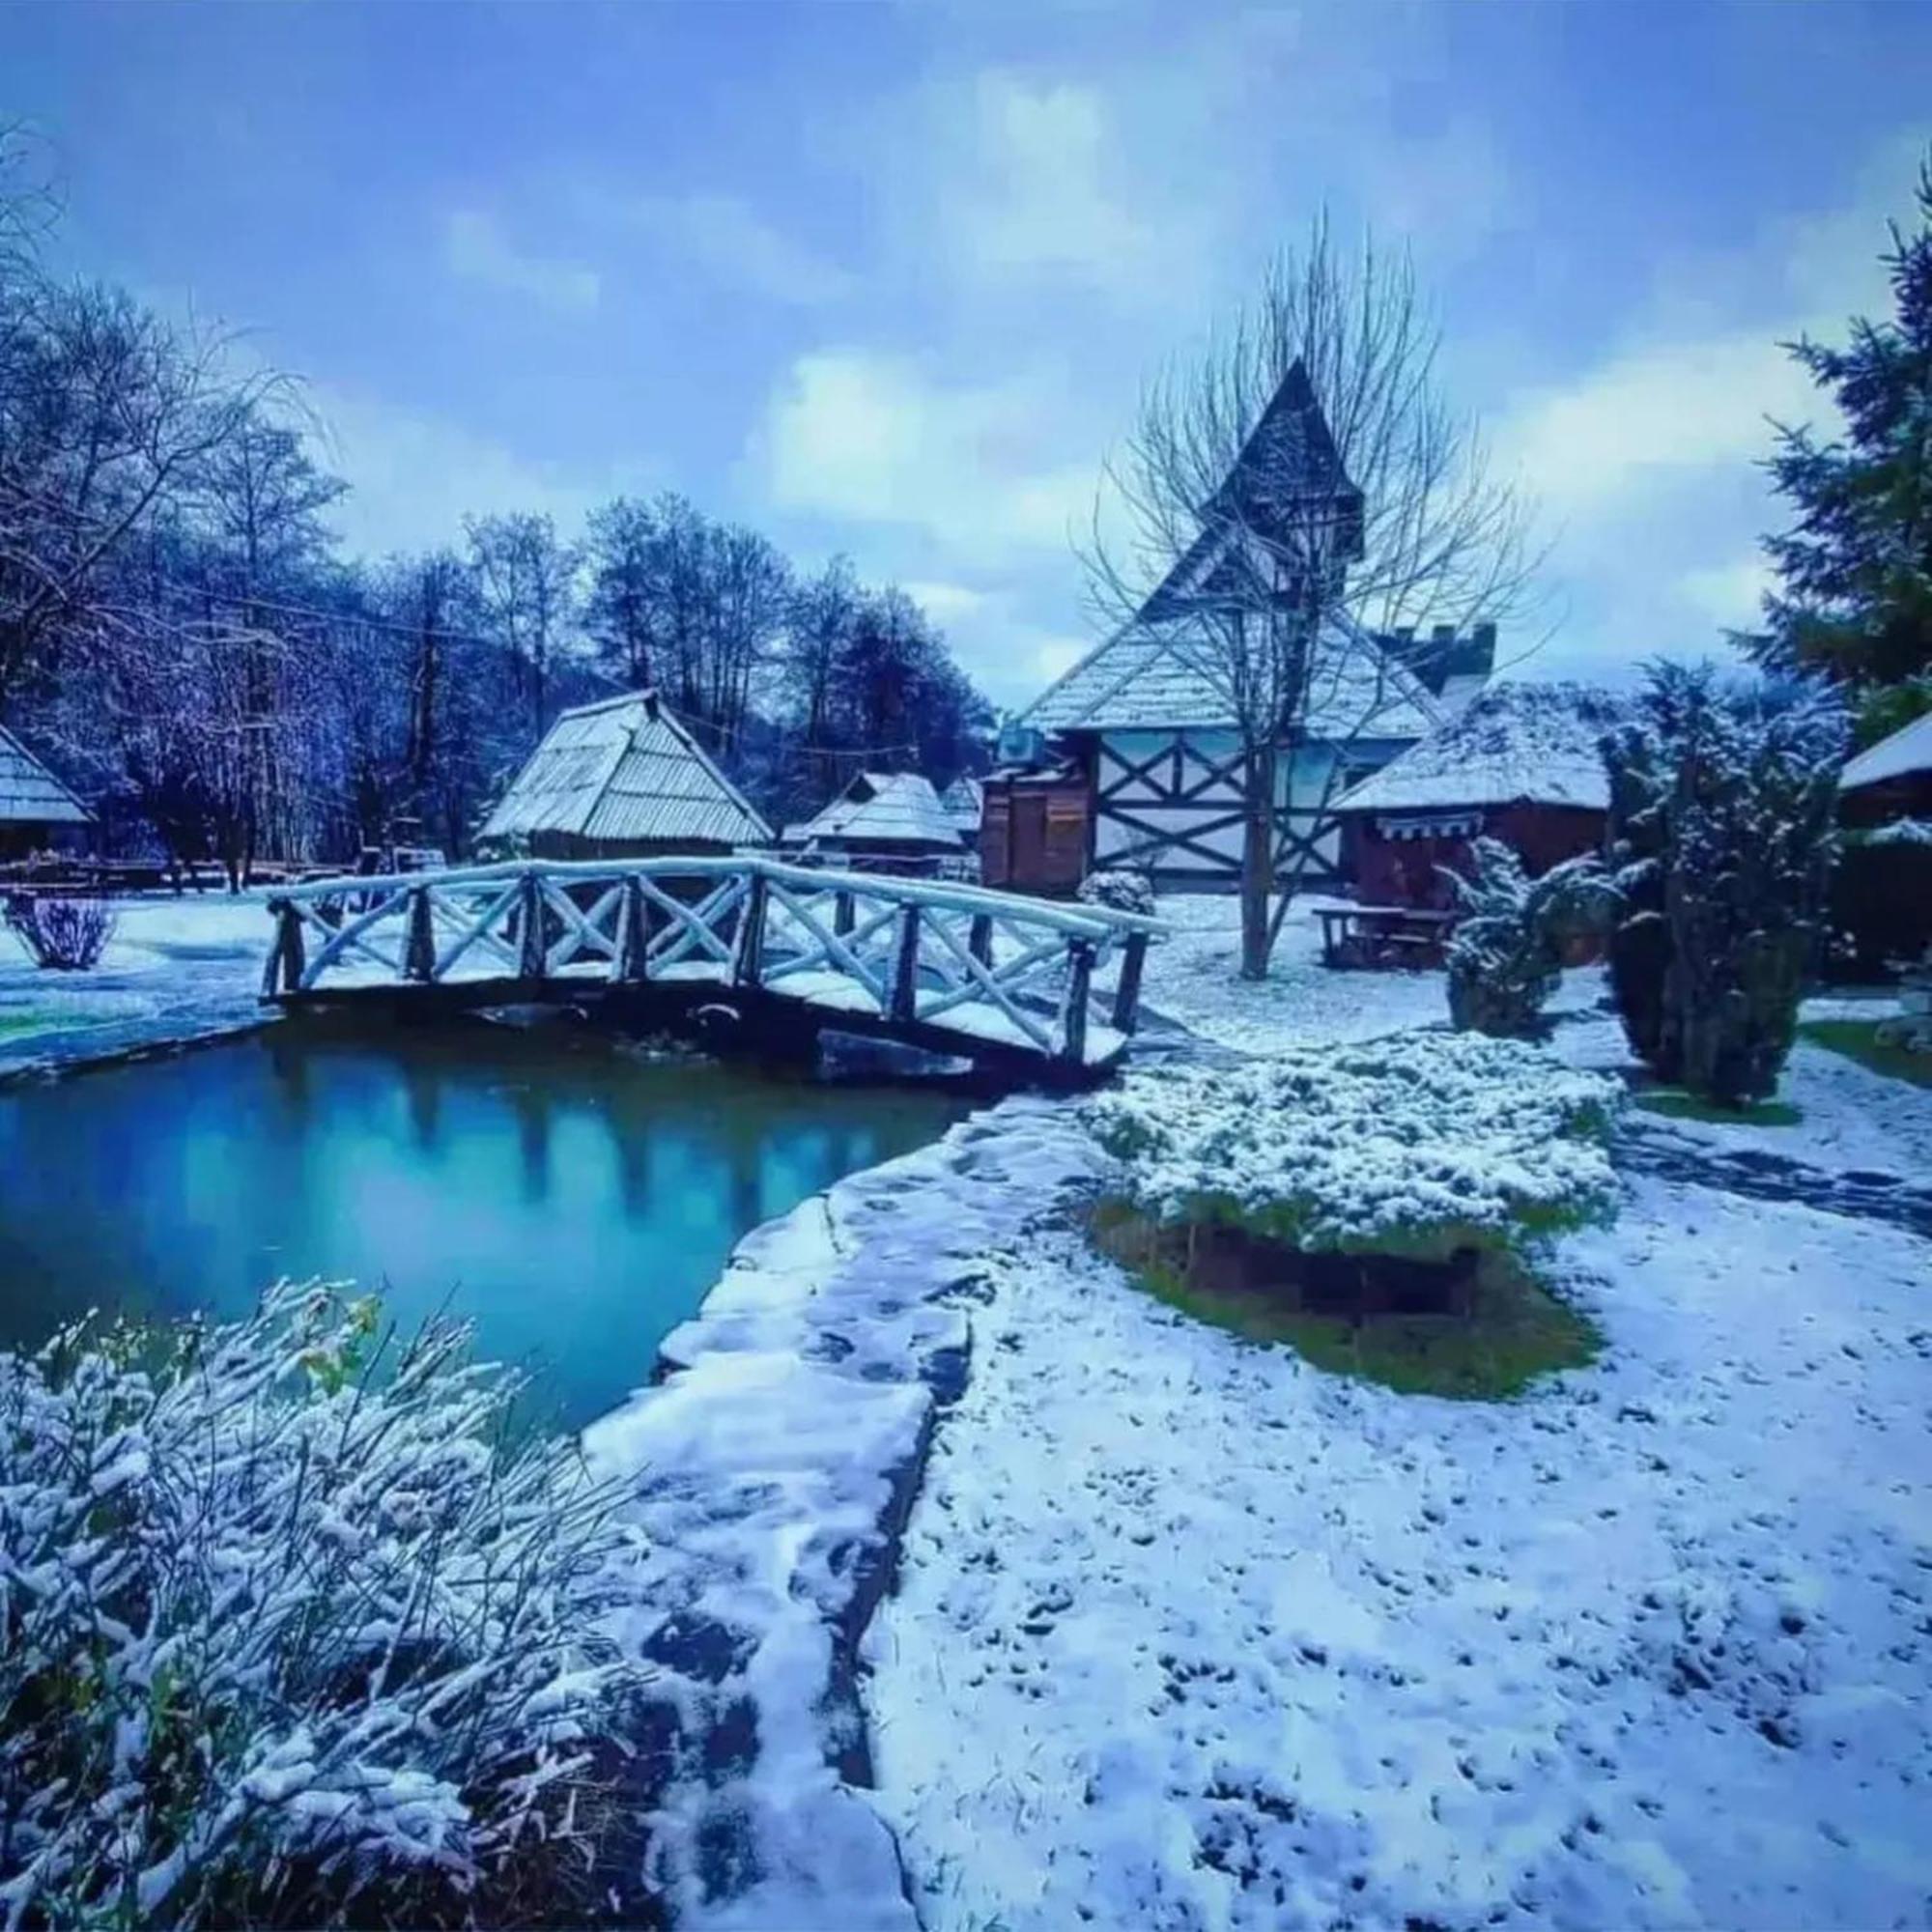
left=0, top=724, right=91, bottom=863
left=1838, top=712, right=1932, bottom=829
left=781, top=770, right=966, bottom=876
left=475, top=691, right=773, bottom=858
left=1331, top=682, right=1622, bottom=907
left=995, top=360, right=1481, bottom=895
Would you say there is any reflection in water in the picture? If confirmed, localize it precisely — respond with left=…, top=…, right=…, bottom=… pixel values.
left=0, top=1022, right=964, bottom=1429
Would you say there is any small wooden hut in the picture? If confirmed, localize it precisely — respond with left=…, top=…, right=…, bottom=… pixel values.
left=0, top=724, right=91, bottom=863
left=1332, top=682, right=1622, bottom=908
left=979, top=759, right=1092, bottom=895
left=475, top=691, right=773, bottom=859
left=781, top=771, right=965, bottom=876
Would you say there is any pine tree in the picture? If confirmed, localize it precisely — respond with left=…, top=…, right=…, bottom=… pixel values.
left=1751, top=155, right=1932, bottom=690
left=1605, top=666, right=1847, bottom=1106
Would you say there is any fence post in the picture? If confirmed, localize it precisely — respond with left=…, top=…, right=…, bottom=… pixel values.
left=890, top=903, right=921, bottom=1023
left=734, top=872, right=769, bottom=988
left=1062, top=937, right=1095, bottom=1064
left=518, top=870, right=546, bottom=980
left=404, top=886, right=436, bottom=982
left=1110, top=928, right=1149, bottom=1035
left=615, top=875, right=653, bottom=982
left=969, top=913, right=993, bottom=968
left=262, top=898, right=305, bottom=997
left=834, top=890, right=855, bottom=939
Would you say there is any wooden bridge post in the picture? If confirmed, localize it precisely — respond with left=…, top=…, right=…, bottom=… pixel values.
left=834, top=890, right=855, bottom=939
left=969, top=913, right=993, bottom=968
left=404, top=886, right=436, bottom=982
left=734, top=872, right=769, bottom=988
left=615, top=875, right=654, bottom=982
left=261, top=898, right=305, bottom=997
left=1110, top=929, right=1149, bottom=1035
left=1062, top=937, right=1095, bottom=1064
left=518, top=870, right=546, bottom=980
left=890, top=903, right=921, bottom=1023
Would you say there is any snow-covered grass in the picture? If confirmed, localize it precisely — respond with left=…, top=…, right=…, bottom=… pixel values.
left=0, top=891, right=270, bottom=1072
left=1092, top=1033, right=1620, bottom=1262
left=1141, top=895, right=1605, bottom=1056
left=0, top=1283, right=645, bottom=1929
left=867, top=1179, right=1932, bottom=1930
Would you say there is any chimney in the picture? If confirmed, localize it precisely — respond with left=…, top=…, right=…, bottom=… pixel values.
left=1470, top=621, right=1497, bottom=672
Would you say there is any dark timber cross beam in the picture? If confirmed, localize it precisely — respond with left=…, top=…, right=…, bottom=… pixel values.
left=261, top=856, right=1162, bottom=1084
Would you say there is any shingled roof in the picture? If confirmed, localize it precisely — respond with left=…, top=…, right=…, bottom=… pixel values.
left=784, top=771, right=964, bottom=851
left=1840, top=711, right=1932, bottom=793
left=1018, top=611, right=1443, bottom=741
left=478, top=691, right=773, bottom=849
left=0, top=725, right=90, bottom=828
left=1332, top=681, right=1625, bottom=815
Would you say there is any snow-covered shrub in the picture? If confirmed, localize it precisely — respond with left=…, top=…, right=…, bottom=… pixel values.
left=1089, top=1033, right=1621, bottom=1264
left=1, top=892, right=116, bottom=969
left=1077, top=868, right=1157, bottom=919
left=1603, top=666, right=1846, bottom=1104
left=0, top=1284, right=647, bottom=1929
left=1442, top=838, right=1609, bottom=1037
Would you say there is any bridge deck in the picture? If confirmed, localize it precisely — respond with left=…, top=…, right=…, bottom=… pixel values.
left=260, top=857, right=1157, bottom=1080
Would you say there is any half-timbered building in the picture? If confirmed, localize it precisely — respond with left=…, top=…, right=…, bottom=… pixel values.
left=992, top=360, right=1492, bottom=894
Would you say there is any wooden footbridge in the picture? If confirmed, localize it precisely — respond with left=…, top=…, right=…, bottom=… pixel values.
left=261, top=858, right=1160, bottom=1082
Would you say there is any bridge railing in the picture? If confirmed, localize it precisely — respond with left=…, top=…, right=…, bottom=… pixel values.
left=263, top=857, right=1162, bottom=1065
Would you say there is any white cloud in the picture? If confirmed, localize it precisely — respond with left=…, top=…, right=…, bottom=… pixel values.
left=1678, top=555, right=1773, bottom=630
left=940, top=73, right=1163, bottom=298
left=759, top=349, right=1099, bottom=563
left=312, top=386, right=653, bottom=557
left=441, top=210, right=600, bottom=313
left=1498, top=331, right=1815, bottom=516
left=608, top=192, right=853, bottom=306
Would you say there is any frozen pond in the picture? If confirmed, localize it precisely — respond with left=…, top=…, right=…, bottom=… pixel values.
left=0, top=1018, right=966, bottom=1427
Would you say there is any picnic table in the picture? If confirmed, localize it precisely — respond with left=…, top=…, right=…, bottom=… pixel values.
left=1316, top=903, right=1457, bottom=970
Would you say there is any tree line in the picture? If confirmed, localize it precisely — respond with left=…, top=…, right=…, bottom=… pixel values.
left=0, top=135, right=991, bottom=885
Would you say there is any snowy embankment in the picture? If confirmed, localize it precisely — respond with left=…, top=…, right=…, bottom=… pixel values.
left=580, top=1095, right=1106, bottom=1931
left=0, top=893, right=270, bottom=1077
left=865, top=1181, right=1932, bottom=1931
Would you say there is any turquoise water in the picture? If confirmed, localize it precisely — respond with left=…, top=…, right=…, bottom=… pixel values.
left=0, top=1021, right=964, bottom=1428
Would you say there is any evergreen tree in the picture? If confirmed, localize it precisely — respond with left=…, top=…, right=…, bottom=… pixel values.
left=1751, top=155, right=1932, bottom=689
left=1605, top=666, right=1847, bottom=1106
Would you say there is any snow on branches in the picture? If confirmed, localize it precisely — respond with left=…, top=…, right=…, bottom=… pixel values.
left=1442, top=838, right=1609, bottom=1038
left=1088, top=1033, right=1621, bottom=1263
left=0, top=1284, right=648, bottom=1930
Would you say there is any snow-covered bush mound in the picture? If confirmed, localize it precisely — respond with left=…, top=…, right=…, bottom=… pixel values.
left=1089, top=1032, right=1621, bottom=1261
left=0, top=1284, right=646, bottom=1929
left=1077, top=868, right=1157, bottom=919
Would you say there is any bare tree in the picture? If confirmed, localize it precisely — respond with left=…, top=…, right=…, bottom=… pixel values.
left=467, top=511, right=581, bottom=738
left=1085, top=215, right=1539, bottom=979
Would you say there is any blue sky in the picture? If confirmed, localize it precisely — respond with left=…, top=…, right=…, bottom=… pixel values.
left=6, top=0, right=1929, bottom=708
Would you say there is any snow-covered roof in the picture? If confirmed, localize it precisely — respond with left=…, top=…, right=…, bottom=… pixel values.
left=0, top=725, right=90, bottom=827
left=940, top=775, right=984, bottom=829
left=1332, top=681, right=1624, bottom=815
left=478, top=691, right=773, bottom=848
left=785, top=771, right=964, bottom=851
left=1840, top=711, right=1932, bottom=793
left=1018, top=611, right=1443, bottom=742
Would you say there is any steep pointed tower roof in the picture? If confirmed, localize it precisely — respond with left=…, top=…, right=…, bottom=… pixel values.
left=1142, top=357, right=1365, bottom=622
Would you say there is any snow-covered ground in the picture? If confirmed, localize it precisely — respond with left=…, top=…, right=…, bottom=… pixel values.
left=1143, top=895, right=1605, bottom=1056
left=0, top=892, right=270, bottom=1074
left=865, top=895, right=1932, bottom=1931
left=866, top=1179, right=1932, bottom=1931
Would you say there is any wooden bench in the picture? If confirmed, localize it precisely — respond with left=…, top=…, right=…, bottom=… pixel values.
left=1316, top=905, right=1457, bottom=970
